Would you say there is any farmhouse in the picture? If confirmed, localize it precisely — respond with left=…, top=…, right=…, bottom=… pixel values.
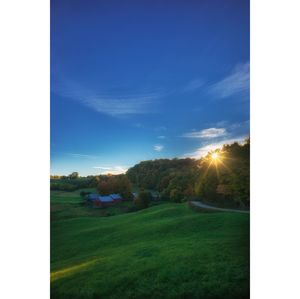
left=98, top=195, right=115, bottom=207
left=86, top=193, right=123, bottom=208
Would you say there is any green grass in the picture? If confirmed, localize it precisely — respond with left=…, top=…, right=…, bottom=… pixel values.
left=51, top=191, right=249, bottom=299
left=51, top=189, right=97, bottom=204
left=51, top=189, right=130, bottom=220
left=51, top=189, right=113, bottom=220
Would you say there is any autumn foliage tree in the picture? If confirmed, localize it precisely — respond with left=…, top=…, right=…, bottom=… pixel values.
left=97, top=174, right=133, bottom=199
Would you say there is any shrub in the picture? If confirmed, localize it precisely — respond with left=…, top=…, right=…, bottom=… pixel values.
left=169, top=188, right=183, bottom=203
left=134, top=191, right=152, bottom=210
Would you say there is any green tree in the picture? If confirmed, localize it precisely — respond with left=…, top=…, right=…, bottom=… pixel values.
left=169, top=188, right=183, bottom=203
left=160, top=189, right=170, bottom=201
left=195, top=138, right=250, bottom=207
left=134, top=191, right=152, bottom=209
left=69, top=172, right=79, bottom=179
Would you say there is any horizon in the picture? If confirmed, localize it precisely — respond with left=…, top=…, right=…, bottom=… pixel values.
left=50, top=137, right=249, bottom=176
left=51, top=0, right=250, bottom=176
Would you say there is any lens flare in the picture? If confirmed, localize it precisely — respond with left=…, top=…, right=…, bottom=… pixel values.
left=211, top=152, right=219, bottom=160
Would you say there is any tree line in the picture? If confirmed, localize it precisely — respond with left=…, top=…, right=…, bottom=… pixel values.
left=126, top=158, right=199, bottom=203
left=126, top=139, right=250, bottom=208
left=50, top=174, right=102, bottom=191
left=50, top=139, right=250, bottom=209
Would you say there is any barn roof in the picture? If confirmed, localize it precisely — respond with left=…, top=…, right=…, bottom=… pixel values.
left=110, top=193, right=122, bottom=199
left=99, top=195, right=114, bottom=202
left=87, top=194, right=99, bottom=200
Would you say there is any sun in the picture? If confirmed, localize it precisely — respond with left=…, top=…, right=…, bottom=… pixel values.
left=211, top=152, right=219, bottom=160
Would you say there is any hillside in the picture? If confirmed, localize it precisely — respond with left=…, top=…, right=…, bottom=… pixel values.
left=51, top=193, right=249, bottom=299
left=127, top=140, right=250, bottom=208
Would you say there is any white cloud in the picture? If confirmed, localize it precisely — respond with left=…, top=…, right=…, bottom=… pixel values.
left=155, top=126, right=167, bottom=131
left=207, top=62, right=249, bottom=99
left=157, top=135, right=166, bottom=139
left=92, top=166, right=111, bottom=170
left=182, top=128, right=227, bottom=139
left=53, top=76, right=163, bottom=116
left=183, top=78, right=205, bottom=92
left=154, top=144, right=164, bottom=152
left=69, top=153, right=98, bottom=159
left=184, top=136, right=248, bottom=159
left=81, top=95, right=157, bottom=116
left=92, top=165, right=128, bottom=174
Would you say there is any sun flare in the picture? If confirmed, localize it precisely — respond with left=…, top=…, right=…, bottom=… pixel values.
left=211, top=152, right=219, bottom=160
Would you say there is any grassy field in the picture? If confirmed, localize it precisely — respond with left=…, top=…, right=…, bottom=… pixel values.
left=51, top=190, right=137, bottom=220
left=51, top=191, right=249, bottom=299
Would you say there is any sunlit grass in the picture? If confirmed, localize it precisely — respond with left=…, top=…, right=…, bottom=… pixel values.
left=51, top=259, right=99, bottom=282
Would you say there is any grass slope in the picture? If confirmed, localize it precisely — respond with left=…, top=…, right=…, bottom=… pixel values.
left=51, top=195, right=249, bottom=299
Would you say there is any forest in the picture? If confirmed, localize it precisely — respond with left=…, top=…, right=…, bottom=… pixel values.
left=127, top=139, right=250, bottom=208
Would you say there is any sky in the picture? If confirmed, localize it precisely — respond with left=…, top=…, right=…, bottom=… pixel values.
left=51, top=0, right=250, bottom=176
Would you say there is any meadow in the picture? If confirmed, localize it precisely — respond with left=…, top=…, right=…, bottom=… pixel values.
left=51, top=190, right=249, bottom=299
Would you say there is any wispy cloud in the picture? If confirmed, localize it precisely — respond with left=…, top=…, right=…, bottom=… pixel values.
left=155, top=126, right=167, bottom=131
left=53, top=76, right=164, bottom=116
left=182, top=128, right=227, bottom=139
left=80, top=94, right=159, bottom=116
left=183, top=78, right=205, bottom=92
left=133, top=123, right=144, bottom=128
left=157, top=135, right=166, bottom=139
left=207, top=62, right=249, bottom=99
left=92, top=165, right=128, bottom=174
left=154, top=144, right=164, bottom=152
left=69, top=153, right=99, bottom=159
left=184, top=136, right=248, bottom=159
left=92, top=166, right=112, bottom=170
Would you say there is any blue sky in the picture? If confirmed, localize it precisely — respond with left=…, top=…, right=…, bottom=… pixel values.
left=51, top=0, right=250, bottom=176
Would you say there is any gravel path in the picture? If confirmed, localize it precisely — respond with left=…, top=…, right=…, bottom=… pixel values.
left=190, top=201, right=250, bottom=214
